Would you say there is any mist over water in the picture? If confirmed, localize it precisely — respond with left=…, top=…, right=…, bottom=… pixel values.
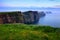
left=38, top=10, right=60, bottom=28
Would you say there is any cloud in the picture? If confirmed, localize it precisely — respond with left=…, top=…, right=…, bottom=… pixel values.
left=0, top=0, right=60, bottom=7
left=54, top=5, right=60, bottom=8
left=49, top=0, right=55, bottom=1
left=50, top=0, right=58, bottom=1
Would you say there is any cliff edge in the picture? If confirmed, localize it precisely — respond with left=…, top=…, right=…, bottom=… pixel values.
left=0, top=11, right=40, bottom=24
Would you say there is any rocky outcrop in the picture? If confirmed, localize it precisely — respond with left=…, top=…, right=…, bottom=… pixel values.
left=0, top=11, right=40, bottom=24
left=39, top=11, right=46, bottom=17
left=23, top=11, right=39, bottom=24
left=46, top=11, right=52, bottom=14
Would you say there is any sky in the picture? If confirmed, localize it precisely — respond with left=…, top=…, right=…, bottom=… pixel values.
left=0, top=0, right=60, bottom=7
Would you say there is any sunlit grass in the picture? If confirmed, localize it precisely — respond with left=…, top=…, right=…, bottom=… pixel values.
left=0, top=23, right=60, bottom=40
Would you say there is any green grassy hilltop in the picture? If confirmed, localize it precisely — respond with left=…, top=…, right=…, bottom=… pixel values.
left=0, top=23, right=60, bottom=40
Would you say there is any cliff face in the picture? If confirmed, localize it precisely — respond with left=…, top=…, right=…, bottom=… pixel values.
left=0, top=11, right=40, bottom=24
left=39, top=11, right=46, bottom=17
left=23, top=11, right=39, bottom=24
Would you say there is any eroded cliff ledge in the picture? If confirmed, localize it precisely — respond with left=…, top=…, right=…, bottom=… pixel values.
left=0, top=11, right=40, bottom=24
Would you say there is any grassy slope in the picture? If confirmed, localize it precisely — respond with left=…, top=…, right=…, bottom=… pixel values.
left=0, top=23, right=60, bottom=40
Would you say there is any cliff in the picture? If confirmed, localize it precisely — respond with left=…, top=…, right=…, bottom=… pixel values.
left=23, top=11, right=39, bottom=24
left=0, top=11, right=40, bottom=24
left=39, top=11, right=46, bottom=17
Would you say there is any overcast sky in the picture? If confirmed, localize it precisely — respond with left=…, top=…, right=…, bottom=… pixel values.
left=0, top=0, right=60, bottom=7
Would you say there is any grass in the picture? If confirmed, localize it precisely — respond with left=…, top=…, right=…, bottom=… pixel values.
left=0, top=23, right=60, bottom=40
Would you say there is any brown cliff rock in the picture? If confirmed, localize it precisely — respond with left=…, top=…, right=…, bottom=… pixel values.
left=0, top=11, right=40, bottom=24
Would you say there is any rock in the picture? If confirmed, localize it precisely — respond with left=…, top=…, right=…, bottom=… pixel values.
left=0, top=11, right=40, bottom=24
left=39, top=11, right=46, bottom=17
left=46, top=11, right=52, bottom=14
left=23, top=11, right=40, bottom=24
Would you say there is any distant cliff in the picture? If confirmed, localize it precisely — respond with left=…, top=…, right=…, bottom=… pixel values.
left=39, top=11, right=46, bottom=17
left=0, top=11, right=40, bottom=24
